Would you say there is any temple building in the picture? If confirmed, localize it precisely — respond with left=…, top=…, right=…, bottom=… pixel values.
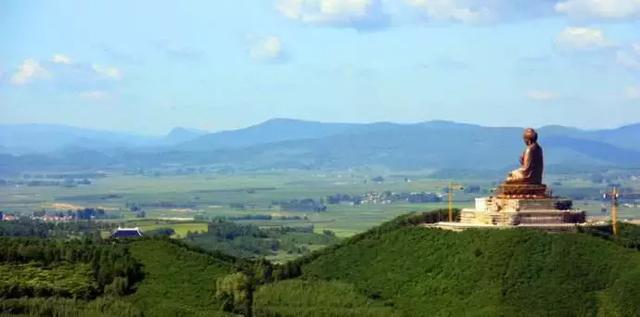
left=111, top=227, right=144, bottom=238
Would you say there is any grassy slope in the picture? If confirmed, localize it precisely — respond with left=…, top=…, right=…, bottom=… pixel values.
left=127, top=240, right=234, bottom=317
left=254, top=280, right=400, bottom=317
left=257, top=221, right=640, bottom=316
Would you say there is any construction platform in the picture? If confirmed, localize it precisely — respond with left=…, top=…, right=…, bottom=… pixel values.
left=423, top=221, right=587, bottom=232
left=429, top=185, right=589, bottom=232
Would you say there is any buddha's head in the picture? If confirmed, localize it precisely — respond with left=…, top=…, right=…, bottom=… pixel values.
left=523, top=128, right=538, bottom=145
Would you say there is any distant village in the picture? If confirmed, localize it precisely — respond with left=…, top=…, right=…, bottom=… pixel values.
left=326, top=191, right=444, bottom=205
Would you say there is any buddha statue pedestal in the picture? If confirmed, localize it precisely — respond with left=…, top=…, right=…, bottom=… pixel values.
left=427, top=128, right=587, bottom=231
left=457, top=183, right=585, bottom=230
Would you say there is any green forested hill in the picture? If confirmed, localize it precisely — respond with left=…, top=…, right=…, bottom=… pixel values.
left=126, top=239, right=235, bottom=316
left=0, top=238, right=238, bottom=317
left=255, top=214, right=640, bottom=316
left=2, top=215, right=640, bottom=317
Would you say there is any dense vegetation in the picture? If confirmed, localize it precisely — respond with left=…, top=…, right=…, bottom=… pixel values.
left=254, top=280, right=400, bottom=317
left=255, top=210, right=640, bottom=316
left=0, top=237, right=240, bottom=317
left=0, top=297, right=142, bottom=317
left=2, top=209, right=640, bottom=316
left=185, top=220, right=339, bottom=258
left=0, top=219, right=112, bottom=238
left=578, top=222, right=640, bottom=251
left=0, top=238, right=143, bottom=299
left=126, top=239, right=236, bottom=316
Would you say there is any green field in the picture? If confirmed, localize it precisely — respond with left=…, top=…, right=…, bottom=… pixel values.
left=2, top=169, right=639, bottom=239
left=0, top=170, right=468, bottom=235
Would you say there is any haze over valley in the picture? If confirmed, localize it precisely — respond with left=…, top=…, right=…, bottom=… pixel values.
left=2, top=118, right=640, bottom=175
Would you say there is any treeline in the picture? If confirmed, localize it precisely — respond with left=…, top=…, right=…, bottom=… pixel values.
left=194, top=214, right=306, bottom=221
left=30, top=208, right=122, bottom=220
left=0, top=238, right=143, bottom=299
left=184, top=220, right=338, bottom=258
left=22, top=172, right=106, bottom=179
left=272, top=199, right=327, bottom=212
left=0, top=297, right=142, bottom=317
left=185, top=221, right=279, bottom=257
left=0, top=219, right=114, bottom=238
left=578, top=223, right=640, bottom=251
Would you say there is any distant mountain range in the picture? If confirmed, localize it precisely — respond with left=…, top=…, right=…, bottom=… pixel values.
left=0, top=124, right=208, bottom=154
left=1, top=119, right=639, bottom=175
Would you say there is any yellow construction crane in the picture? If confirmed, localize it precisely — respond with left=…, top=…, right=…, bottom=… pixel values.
left=604, top=187, right=620, bottom=236
left=448, top=182, right=464, bottom=222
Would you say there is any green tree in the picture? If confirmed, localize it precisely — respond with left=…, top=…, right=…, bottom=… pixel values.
left=215, top=272, right=253, bottom=316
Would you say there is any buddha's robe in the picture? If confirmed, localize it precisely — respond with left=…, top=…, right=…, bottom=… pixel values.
left=507, top=142, right=544, bottom=185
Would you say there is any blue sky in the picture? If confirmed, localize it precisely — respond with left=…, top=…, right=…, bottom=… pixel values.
left=1, top=0, right=639, bottom=134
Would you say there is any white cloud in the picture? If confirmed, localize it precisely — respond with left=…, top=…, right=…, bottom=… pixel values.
left=52, top=54, right=72, bottom=64
left=555, top=27, right=610, bottom=51
left=626, top=85, right=640, bottom=99
left=92, top=64, right=122, bottom=80
left=555, top=0, right=640, bottom=20
left=10, top=59, right=50, bottom=85
left=616, top=43, right=640, bottom=70
left=407, top=0, right=494, bottom=24
left=276, top=0, right=387, bottom=28
left=250, top=36, right=284, bottom=61
left=79, top=90, right=110, bottom=101
left=527, top=90, right=558, bottom=101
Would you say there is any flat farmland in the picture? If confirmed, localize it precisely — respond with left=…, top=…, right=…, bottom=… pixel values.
left=1, top=169, right=639, bottom=237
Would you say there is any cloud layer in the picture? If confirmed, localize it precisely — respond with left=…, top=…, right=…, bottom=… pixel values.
left=92, top=64, right=123, bottom=80
left=275, top=0, right=640, bottom=26
left=11, top=59, right=50, bottom=85
left=276, top=0, right=389, bottom=29
left=555, top=0, right=640, bottom=20
left=555, top=26, right=610, bottom=51
left=8, top=55, right=123, bottom=102
left=407, top=0, right=496, bottom=24
left=52, top=54, right=72, bottom=64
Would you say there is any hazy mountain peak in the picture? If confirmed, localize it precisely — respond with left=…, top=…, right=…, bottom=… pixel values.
left=259, top=118, right=312, bottom=125
left=419, top=120, right=480, bottom=129
left=165, top=127, right=208, bottom=144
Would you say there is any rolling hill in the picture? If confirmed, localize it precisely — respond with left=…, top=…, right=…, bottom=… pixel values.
left=177, top=118, right=359, bottom=151
left=254, top=211, right=640, bottom=316
left=126, top=239, right=234, bottom=316
left=3, top=213, right=640, bottom=316
left=0, top=238, right=237, bottom=317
